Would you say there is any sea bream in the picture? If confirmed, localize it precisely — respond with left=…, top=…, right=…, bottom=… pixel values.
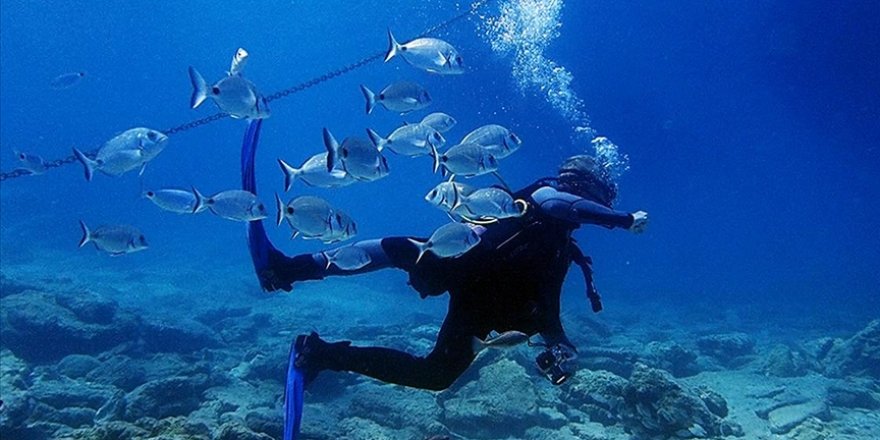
left=278, top=153, right=356, bottom=191
left=360, top=81, right=431, bottom=114
left=366, top=125, right=445, bottom=157
left=408, top=222, right=481, bottom=263
left=188, top=48, right=269, bottom=120
left=275, top=194, right=335, bottom=238
left=143, top=188, right=207, bottom=214
left=73, top=127, right=168, bottom=181
left=321, top=245, right=371, bottom=270
left=424, top=180, right=477, bottom=212
left=323, top=128, right=389, bottom=182
left=420, top=112, right=457, bottom=133
left=454, top=187, right=525, bottom=221
left=13, top=150, right=47, bottom=175
left=385, top=30, right=464, bottom=75
left=429, top=139, right=499, bottom=178
left=461, top=124, right=523, bottom=159
left=321, top=209, right=358, bottom=244
left=194, top=189, right=267, bottom=222
left=78, top=221, right=148, bottom=256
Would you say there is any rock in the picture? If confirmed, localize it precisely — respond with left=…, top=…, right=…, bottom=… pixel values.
left=47, top=407, right=96, bottom=428
left=762, top=344, right=811, bottom=377
left=244, top=409, right=283, bottom=439
left=0, top=291, right=138, bottom=362
left=695, top=386, right=728, bottom=418
left=215, top=422, right=274, bottom=440
left=141, top=318, right=220, bottom=354
left=580, top=347, right=640, bottom=377
left=124, top=374, right=212, bottom=421
left=768, top=400, right=830, bottom=434
left=0, top=273, right=34, bottom=299
left=821, top=319, right=880, bottom=379
left=644, top=341, right=699, bottom=377
left=348, top=384, right=440, bottom=431
left=85, top=355, right=147, bottom=391
left=55, top=290, right=117, bottom=324
left=561, top=369, right=628, bottom=426
left=442, top=358, right=540, bottom=438
left=619, top=363, right=742, bottom=438
left=826, top=383, right=880, bottom=409
left=67, top=421, right=149, bottom=440
left=696, top=333, right=755, bottom=366
left=57, top=354, right=101, bottom=378
left=29, top=375, right=116, bottom=409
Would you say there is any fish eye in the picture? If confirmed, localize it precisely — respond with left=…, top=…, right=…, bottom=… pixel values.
left=429, top=190, right=437, bottom=198
left=456, top=56, right=462, bottom=64
left=212, top=86, right=220, bottom=95
left=147, top=131, right=158, bottom=142
left=433, top=133, right=442, bottom=141
left=258, top=204, right=265, bottom=211
left=286, top=207, right=294, bottom=215
left=18, top=153, right=25, bottom=159
left=139, top=235, right=147, bottom=245
left=146, top=191, right=154, bottom=197
left=342, top=149, right=349, bottom=158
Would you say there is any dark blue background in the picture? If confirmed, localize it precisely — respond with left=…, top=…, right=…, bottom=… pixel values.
left=1, top=1, right=877, bottom=327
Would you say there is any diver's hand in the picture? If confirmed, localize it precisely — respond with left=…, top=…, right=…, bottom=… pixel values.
left=629, top=211, right=648, bottom=234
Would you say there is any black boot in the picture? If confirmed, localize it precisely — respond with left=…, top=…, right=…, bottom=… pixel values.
left=294, top=332, right=351, bottom=386
left=259, top=251, right=325, bottom=292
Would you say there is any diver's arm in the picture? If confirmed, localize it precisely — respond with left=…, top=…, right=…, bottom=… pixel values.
left=540, top=319, right=576, bottom=352
left=531, top=186, right=635, bottom=229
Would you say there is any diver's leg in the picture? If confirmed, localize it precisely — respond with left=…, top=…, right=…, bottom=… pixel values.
left=261, top=237, right=428, bottom=291
left=297, top=310, right=481, bottom=391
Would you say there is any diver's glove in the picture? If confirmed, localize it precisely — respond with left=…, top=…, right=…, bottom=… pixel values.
left=536, top=343, right=577, bottom=385
left=259, top=252, right=324, bottom=292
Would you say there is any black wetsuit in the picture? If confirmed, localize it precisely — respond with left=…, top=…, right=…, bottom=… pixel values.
left=267, top=179, right=635, bottom=391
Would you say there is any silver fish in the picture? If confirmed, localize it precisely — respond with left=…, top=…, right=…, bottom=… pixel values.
left=321, top=245, right=371, bottom=270
left=323, top=128, right=389, bottom=182
left=278, top=154, right=356, bottom=191
left=194, top=189, right=267, bottom=222
left=13, top=150, right=47, bottom=175
left=471, top=331, right=530, bottom=353
left=229, top=48, right=248, bottom=76
left=366, top=125, right=445, bottom=157
left=275, top=194, right=335, bottom=239
left=461, top=124, right=523, bottom=159
left=321, top=210, right=358, bottom=244
left=78, top=221, right=148, bottom=256
left=409, top=222, right=481, bottom=263
left=425, top=181, right=477, bottom=212
left=360, top=81, right=431, bottom=114
left=188, top=65, right=269, bottom=120
left=456, top=187, right=524, bottom=221
left=420, top=112, right=457, bottom=133
left=73, top=127, right=168, bottom=181
left=143, top=188, right=206, bottom=214
left=429, top=140, right=498, bottom=178
left=385, top=31, right=464, bottom=75
left=50, top=71, right=86, bottom=90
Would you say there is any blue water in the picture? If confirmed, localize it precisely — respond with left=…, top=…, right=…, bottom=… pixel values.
left=1, top=0, right=879, bottom=437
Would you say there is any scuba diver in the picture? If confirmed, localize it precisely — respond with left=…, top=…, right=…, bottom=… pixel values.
left=255, top=151, right=649, bottom=390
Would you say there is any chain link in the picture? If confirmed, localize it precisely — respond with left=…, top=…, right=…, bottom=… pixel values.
left=0, top=1, right=485, bottom=183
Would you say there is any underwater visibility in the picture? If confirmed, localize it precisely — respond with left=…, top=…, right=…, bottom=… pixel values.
left=1, top=1, right=878, bottom=439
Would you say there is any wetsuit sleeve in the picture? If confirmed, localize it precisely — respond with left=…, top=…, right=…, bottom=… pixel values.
left=531, top=186, right=634, bottom=229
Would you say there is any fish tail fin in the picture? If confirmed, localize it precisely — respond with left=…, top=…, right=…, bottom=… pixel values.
left=323, top=128, right=340, bottom=172
left=471, top=336, right=485, bottom=354
left=72, top=148, right=96, bottom=182
left=191, top=186, right=206, bottom=213
left=427, top=135, right=440, bottom=174
left=366, top=128, right=386, bottom=151
left=407, top=238, right=428, bottom=264
left=385, top=29, right=401, bottom=63
left=188, top=66, right=208, bottom=109
left=278, top=159, right=298, bottom=192
left=360, top=85, right=376, bottom=115
left=321, top=252, right=332, bottom=270
left=275, top=192, right=285, bottom=227
left=78, top=220, right=91, bottom=248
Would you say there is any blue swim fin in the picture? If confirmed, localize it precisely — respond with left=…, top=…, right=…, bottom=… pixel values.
left=284, top=339, right=305, bottom=440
